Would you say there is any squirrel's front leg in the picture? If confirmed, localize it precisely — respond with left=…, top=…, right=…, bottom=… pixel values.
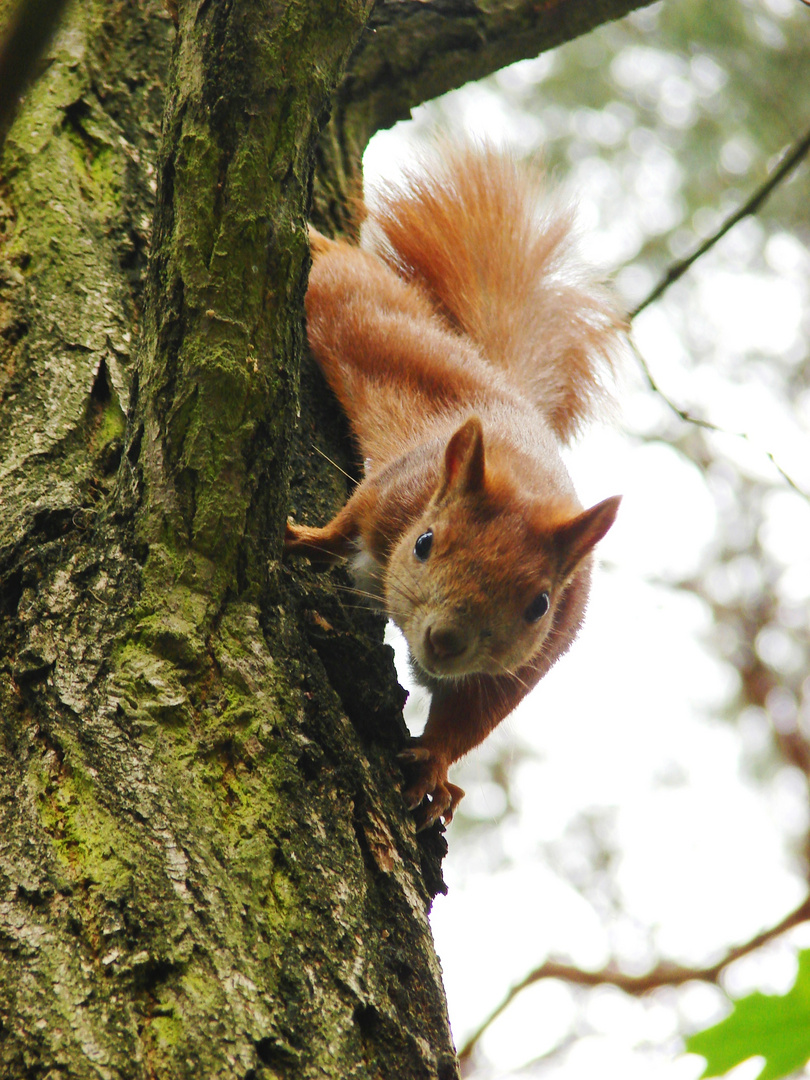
left=399, top=667, right=542, bottom=829
left=284, top=473, right=390, bottom=564
left=397, top=679, right=489, bottom=830
left=285, top=488, right=370, bottom=563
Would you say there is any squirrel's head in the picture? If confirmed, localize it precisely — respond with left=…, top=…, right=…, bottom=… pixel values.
left=384, top=416, right=621, bottom=681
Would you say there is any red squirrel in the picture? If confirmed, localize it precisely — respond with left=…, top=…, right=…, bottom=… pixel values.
left=286, top=143, right=625, bottom=829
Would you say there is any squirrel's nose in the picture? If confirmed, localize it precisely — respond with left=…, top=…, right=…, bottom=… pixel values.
left=426, top=623, right=469, bottom=660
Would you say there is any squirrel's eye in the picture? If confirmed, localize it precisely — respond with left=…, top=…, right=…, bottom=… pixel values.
left=524, top=591, right=550, bottom=623
left=414, top=530, right=433, bottom=562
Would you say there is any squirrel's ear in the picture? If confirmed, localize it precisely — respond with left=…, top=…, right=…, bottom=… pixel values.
left=553, top=495, right=621, bottom=578
left=436, top=416, right=486, bottom=500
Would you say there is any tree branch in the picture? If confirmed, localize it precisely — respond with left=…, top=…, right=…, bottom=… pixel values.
left=624, top=121, right=810, bottom=502
left=314, top=0, right=655, bottom=224
left=631, top=120, right=810, bottom=319
left=458, top=892, right=810, bottom=1064
left=350, top=0, right=656, bottom=136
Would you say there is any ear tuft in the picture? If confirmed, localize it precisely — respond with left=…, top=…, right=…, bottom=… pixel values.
left=554, top=494, right=621, bottom=578
left=436, top=416, right=486, bottom=501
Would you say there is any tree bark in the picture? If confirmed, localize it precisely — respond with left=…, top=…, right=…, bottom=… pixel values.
left=0, top=0, right=650, bottom=1077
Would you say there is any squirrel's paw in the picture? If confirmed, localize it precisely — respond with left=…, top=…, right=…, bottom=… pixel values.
left=398, top=744, right=465, bottom=831
left=284, top=520, right=313, bottom=554
left=284, top=520, right=335, bottom=563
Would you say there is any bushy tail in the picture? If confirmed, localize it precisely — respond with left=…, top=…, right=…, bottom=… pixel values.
left=363, top=142, right=626, bottom=443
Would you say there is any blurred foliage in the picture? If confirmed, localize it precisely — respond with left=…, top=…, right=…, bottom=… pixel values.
left=686, top=948, right=810, bottom=1079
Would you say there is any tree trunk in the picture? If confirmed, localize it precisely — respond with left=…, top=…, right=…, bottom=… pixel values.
left=0, top=1, right=650, bottom=1076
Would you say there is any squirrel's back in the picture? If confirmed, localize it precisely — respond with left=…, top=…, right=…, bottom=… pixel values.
left=363, top=142, right=625, bottom=443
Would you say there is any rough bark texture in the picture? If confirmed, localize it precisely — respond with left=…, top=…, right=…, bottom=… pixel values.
left=0, top=0, right=650, bottom=1077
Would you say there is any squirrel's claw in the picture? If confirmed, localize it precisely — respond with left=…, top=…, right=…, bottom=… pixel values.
left=398, top=743, right=464, bottom=829
left=412, top=781, right=466, bottom=831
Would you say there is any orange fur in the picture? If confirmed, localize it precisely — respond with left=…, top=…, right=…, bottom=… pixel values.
left=286, top=143, right=625, bottom=829
left=367, top=144, right=626, bottom=441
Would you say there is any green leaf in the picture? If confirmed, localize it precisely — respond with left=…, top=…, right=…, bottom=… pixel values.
left=685, top=949, right=810, bottom=1080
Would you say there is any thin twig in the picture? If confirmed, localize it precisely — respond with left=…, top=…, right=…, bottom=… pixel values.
left=626, top=123, right=810, bottom=499
left=627, top=335, right=810, bottom=500
left=630, top=121, right=810, bottom=319
left=458, top=892, right=810, bottom=1064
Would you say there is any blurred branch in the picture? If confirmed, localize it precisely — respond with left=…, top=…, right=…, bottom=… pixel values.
left=627, top=336, right=810, bottom=501
left=0, top=0, right=72, bottom=146
left=458, top=892, right=810, bottom=1065
left=630, top=120, right=810, bottom=319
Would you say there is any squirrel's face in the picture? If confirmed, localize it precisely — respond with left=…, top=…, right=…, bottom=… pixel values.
left=383, top=417, right=620, bottom=682
left=386, top=499, right=565, bottom=681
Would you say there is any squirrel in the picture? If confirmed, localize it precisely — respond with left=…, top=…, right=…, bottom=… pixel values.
left=286, top=142, right=625, bottom=830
